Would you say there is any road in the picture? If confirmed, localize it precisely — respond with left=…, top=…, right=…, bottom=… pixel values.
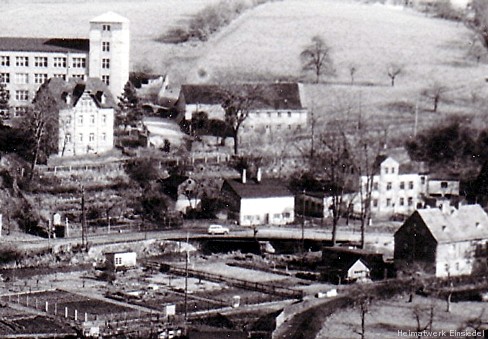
left=1, top=225, right=394, bottom=253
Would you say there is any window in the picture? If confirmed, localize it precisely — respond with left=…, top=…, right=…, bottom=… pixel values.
left=420, top=176, right=426, bottom=185
left=15, top=56, right=28, bottom=67
left=386, top=198, right=391, bottom=207
left=409, top=181, right=414, bottom=189
left=400, top=181, right=405, bottom=189
left=65, top=116, right=72, bottom=125
left=78, top=115, right=83, bottom=124
left=15, top=90, right=28, bottom=101
left=102, top=75, right=110, bottom=85
left=102, top=58, right=110, bottom=69
left=441, top=181, right=448, bottom=189
left=34, top=73, right=48, bottom=84
left=267, top=112, right=271, bottom=117
left=386, top=182, right=392, bottom=190
left=53, top=74, right=66, bottom=80
left=72, top=57, right=86, bottom=68
left=14, top=106, right=28, bottom=117
left=89, top=133, right=95, bottom=142
left=72, top=74, right=84, bottom=80
left=102, top=132, right=106, bottom=141
left=34, top=56, right=48, bottom=67
left=65, top=133, right=71, bottom=143
left=79, top=133, right=83, bottom=142
left=15, top=73, right=28, bottom=84
left=102, top=24, right=111, bottom=31
left=399, top=198, right=404, bottom=206
left=0, top=56, right=10, bottom=66
left=273, top=213, right=280, bottom=219
left=391, top=167, right=395, bottom=174
left=373, top=182, right=378, bottom=190
left=0, top=73, right=9, bottom=83
left=385, top=167, right=389, bottom=174
left=373, top=199, right=378, bottom=207
left=287, top=111, right=292, bottom=117
left=408, top=197, right=413, bottom=206
left=277, top=112, right=282, bottom=117
left=53, top=57, right=67, bottom=68
left=102, top=41, right=110, bottom=52
left=283, top=212, right=291, bottom=218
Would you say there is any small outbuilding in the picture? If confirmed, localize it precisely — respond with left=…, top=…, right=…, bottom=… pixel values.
left=105, top=251, right=137, bottom=271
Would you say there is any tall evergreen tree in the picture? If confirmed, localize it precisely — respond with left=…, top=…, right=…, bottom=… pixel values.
left=117, top=81, right=143, bottom=128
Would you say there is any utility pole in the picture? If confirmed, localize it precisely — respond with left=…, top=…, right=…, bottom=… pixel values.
left=81, top=185, right=86, bottom=250
left=184, top=232, right=189, bottom=320
left=301, top=190, right=306, bottom=254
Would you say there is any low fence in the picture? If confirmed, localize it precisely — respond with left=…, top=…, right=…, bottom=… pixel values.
left=41, top=154, right=232, bottom=174
left=163, top=264, right=303, bottom=300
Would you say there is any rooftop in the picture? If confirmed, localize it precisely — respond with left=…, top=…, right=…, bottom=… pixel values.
left=37, top=77, right=116, bottom=110
left=180, top=83, right=305, bottom=110
left=90, top=12, right=130, bottom=24
left=223, top=178, right=293, bottom=199
left=0, top=37, right=89, bottom=53
left=411, top=205, right=488, bottom=243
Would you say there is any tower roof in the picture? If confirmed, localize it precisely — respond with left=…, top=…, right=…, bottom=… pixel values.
left=90, top=12, right=129, bottom=24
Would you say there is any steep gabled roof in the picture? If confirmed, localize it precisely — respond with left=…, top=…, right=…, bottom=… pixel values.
left=0, top=37, right=89, bottom=53
left=223, top=178, right=293, bottom=199
left=179, top=83, right=304, bottom=110
left=413, top=205, right=488, bottom=243
left=37, top=77, right=116, bottom=110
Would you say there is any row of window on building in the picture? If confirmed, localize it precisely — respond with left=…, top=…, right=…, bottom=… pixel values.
left=242, top=124, right=302, bottom=131
left=252, top=111, right=303, bottom=118
left=0, top=56, right=87, bottom=68
left=372, top=180, right=420, bottom=191
left=0, top=73, right=109, bottom=90
left=65, top=132, right=107, bottom=143
left=65, top=113, right=108, bottom=125
left=372, top=197, right=415, bottom=208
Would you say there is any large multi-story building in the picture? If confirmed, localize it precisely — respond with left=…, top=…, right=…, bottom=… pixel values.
left=0, top=12, right=129, bottom=119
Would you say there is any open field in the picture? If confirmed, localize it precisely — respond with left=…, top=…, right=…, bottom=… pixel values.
left=317, top=294, right=488, bottom=339
left=2, top=0, right=487, bottom=133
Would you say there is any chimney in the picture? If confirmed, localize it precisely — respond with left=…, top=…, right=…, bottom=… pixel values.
left=256, top=167, right=262, bottom=183
left=101, top=93, right=106, bottom=105
left=242, top=169, right=247, bottom=184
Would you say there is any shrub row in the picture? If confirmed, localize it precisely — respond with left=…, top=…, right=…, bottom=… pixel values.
left=158, top=0, right=281, bottom=44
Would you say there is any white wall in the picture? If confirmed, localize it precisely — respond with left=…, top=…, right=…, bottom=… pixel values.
left=240, top=196, right=294, bottom=226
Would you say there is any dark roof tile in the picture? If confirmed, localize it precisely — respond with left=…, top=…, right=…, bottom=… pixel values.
left=224, top=178, right=293, bottom=199
left=0, top=37, right=89, bottom=53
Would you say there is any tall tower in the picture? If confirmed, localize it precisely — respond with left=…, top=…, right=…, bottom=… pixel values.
left=89, top=12, right=130, bottom=100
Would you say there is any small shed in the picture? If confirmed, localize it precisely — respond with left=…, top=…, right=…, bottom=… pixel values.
left=347, top=259, right=370, bottom=282
left=105, top=251, right=137, bottom=271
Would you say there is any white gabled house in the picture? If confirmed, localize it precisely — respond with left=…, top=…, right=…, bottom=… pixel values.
left=221, top=170, right=294, bottom=226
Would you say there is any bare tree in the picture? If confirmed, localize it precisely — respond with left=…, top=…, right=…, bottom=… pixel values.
left=349, top=64, right=358, bottom=85
left=459, top=309, right=488, bottom=334
left=412, top=303, right=435, bottom=339
left=300, top=35, right=335, bottom=83
left=19, top=88, right=58, bottom=181
left=352, top=295, right=371, bottom=339
left=315, top=125, right=355, bottom=246
left=220, top=84, right=258, bottom=155
left=0, top=82, right=10, bottom=119
left=387, top=63, right=403, bottom=87
left=421, top=83, right=448, bottom=112
left=467, top=0, right=488, bottom=50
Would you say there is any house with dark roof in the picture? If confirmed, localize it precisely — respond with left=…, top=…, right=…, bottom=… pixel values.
left=0, top=12, right=129, bottom=118
left=321, top=247, right=388, bottom=284
left=221, top=169, right=294, bottom=226
left=36, top=77, right=115, bottom=157
left=394, top=205, right=488, bottom=277
left=356, top=148, right=460, bottom=219
left=177, top=82, right=308, bottom=135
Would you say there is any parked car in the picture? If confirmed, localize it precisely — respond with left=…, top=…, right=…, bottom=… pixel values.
left=207, top=224, right=230, bottom=235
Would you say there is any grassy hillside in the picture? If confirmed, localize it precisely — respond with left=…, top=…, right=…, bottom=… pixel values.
left=1, top=0, right=487, bottom=139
